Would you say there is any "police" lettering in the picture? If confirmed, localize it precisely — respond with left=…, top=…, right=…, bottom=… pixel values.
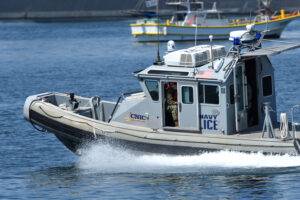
left=200, top=114, right=218, bottom=130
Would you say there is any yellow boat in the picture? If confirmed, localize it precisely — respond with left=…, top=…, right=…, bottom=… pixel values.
left=131, top=0, right=300, bottom=42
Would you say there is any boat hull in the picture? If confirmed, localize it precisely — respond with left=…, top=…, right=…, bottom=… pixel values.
left=25, top=95, right=299, bottom=155
left=30, top=109, right=213, bottom=155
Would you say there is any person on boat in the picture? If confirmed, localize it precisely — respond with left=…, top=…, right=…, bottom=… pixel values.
left=166, top=83, right=178, bottom=127
left=69, top=93, right=79, bottom=110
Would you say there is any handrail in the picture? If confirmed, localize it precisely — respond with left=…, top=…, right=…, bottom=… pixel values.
left=291, top=104, right=300, bottom=138
left=107, top=90, right=143, bottom=123
left=133, top=69, right=144, bottom=75
left=123, top=90, right=143, bottom=96
left=108, top=96, right=123, bottom=123
left=261, top=102, right=275, bottom=138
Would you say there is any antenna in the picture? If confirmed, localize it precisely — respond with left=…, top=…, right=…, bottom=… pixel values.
left=186, top=0, right=191, bottom=14
left=154, top=0, right=163, bottom=65
left=266, top=14, right=269, bottom=33
left=194, top=12, right=198, bottom=46
left=209, top=35, right=214, bottom=69
left=212, top=2, right=217, bottom=11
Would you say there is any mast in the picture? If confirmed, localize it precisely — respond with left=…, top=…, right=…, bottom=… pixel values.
left=154, top=0, right=162, bottom=65
left=257, top=0, right=273, bottom=16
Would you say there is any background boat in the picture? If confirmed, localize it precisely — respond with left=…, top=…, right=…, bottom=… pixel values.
left=0, top=0, right=300, bottom=19
left=131, top=1, right=300, bottom=42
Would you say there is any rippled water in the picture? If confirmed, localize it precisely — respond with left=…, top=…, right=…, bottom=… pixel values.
left=0, top=19, right=300, bottom=199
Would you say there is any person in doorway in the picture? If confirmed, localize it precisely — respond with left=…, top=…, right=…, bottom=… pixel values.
left=166, top=83, right=178, bottom=127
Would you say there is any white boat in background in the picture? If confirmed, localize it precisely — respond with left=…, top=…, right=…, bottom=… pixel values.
left=131, top=0, right=300, bottom=42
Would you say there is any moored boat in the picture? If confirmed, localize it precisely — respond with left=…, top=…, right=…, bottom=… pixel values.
left=24, top=26, right=300, bottom=155
left=130, top=0, right=300, bottom=42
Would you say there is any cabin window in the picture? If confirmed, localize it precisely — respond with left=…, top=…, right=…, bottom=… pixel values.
left=148, top=70, right=189, bottom=76
left=205, top=85, right=219, bottom=104
left=145, top=80, right=159, bottom=101
left=176, top=13, right=186, bottom=21
left=199, top=84, right=219, bottom=105
left=182, top=86, right=193, bottom=104
left=206, top=13, right=219, bottom=19
left=262, top=76, right=272, bottom=96
left=230, top=85, right=235, bottom=104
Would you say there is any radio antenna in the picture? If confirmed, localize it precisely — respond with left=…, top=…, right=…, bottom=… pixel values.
left=209, top=35, right=214, bottom=69
left=194, top=12, right=198, bottom=46
left=154, top=0, right=163, bottom=65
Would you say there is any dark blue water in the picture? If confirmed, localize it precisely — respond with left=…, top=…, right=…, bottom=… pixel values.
left=1, top=19, right=300, bottom=199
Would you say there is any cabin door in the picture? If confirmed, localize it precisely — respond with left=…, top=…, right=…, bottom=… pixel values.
left=177, top=82, right=199, bottom=130
left=162, top=81, right=199, bottom=131
left=244, top=58, right=259, bottom=127
left=234, top=63, right=248, bottom=132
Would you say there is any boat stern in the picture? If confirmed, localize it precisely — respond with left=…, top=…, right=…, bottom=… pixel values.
left=130, top=20, right=168, bottom=42
left=130, top=24, right=145, bottom=36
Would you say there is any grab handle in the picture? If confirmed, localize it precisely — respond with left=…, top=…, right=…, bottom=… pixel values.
left=179, top=102, right=182, bottom=112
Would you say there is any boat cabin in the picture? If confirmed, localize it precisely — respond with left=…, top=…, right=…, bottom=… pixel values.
left=165, top=0, right=227, bottom=27
left=180, top=9, right=225, bottom=26
left=111, top=43, right=278, bottom=135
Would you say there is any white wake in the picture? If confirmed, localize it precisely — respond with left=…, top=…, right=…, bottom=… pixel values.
left=77, top=143, right=300, bottom=173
